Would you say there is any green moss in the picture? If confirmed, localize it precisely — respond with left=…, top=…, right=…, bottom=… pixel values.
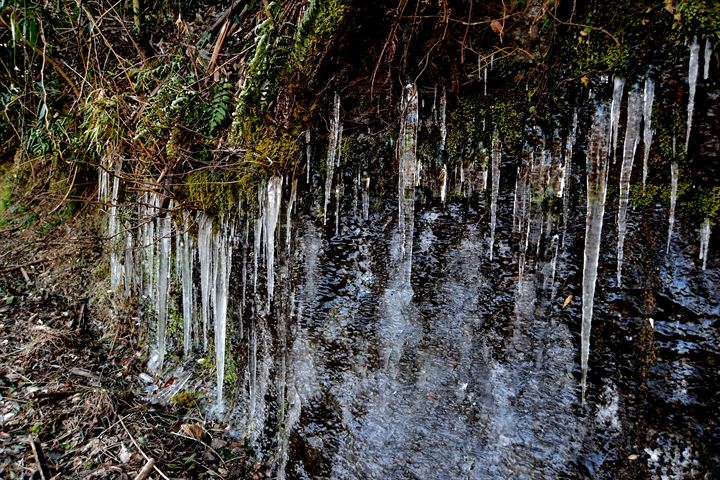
left=675, top=0, right=720, bottom=40
left=171, top=390, right=201, bottom=409
left=693, top=187, right=720, bottom=221
left=184, top=170, right=241, bottom=215
left=630, top=184, right=660, bottom=208
left=492, top=101, right=523, bottom=147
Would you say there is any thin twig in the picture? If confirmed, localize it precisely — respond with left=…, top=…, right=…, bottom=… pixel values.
left=118, top=415, right=172, bottom=480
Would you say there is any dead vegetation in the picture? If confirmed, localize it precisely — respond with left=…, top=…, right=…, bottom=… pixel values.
left=0, top=207, right=264, bottom=479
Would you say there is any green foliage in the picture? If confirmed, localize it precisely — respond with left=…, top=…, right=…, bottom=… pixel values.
left=185, top=170, right=239, bottom=214
left=630, top=184, right=661, bottom=208
left=693, top=187, right=720, bottom=221
left=492, top=101, right=523, bottom=146
left=171, top=390, right=201, bottom=409
left=676, top=0, right=720, bottom=40
left=208, top=83, right=233, bottom=134
left=292, top=0, right=347, bottom=68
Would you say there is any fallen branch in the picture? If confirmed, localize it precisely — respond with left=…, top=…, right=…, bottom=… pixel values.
left=29, top=436, right=52, bottom=480
left=133, top=458, right=156, bottom=480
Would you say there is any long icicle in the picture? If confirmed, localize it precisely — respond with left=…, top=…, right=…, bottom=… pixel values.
left=581, top=102, right=611, bottom=402
left=641, top=76, right=655, bottom=187
left=667, top=160, right=679, bottom=254
left=489, top=131, right=501, bottom=260
left=686, top=37, right=700, bottom=151
left=617, top=86, right=643, bottom=286
left=323, top=94, right=341, bottom=225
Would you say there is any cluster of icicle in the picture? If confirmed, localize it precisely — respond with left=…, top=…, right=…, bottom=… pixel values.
left=511, top=124, right=575, bottom=284
left=686, top=37, right=713, bottom=269
left=102, top=178, right=289, bottom=412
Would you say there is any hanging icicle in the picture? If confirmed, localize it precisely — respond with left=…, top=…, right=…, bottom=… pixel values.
left=323, top=94, right=341, bottom=225
left=641, top=76, right=655, bottom=187
left=617, top=86, right=643, bottom=287
left=699, top=218, right=711, bottom=271
left=610, top=76, right=626, bottom=162
left=686, top=37, right=700, bottom=151
left=667, top=161, right=679, bottom=254
left=489, top=131, right=501, bottom=260
left=581, top=102, right=611, bottom=402
left=265, top=176, right=283, bottom=303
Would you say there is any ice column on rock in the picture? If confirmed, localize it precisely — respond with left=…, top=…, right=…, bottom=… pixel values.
left=198, top=214, right=214, bottom=351
left=686, top=37, right=700, bottom=151
left=108, top=158, right=123, bottom=291
left=581, top=103, right=611, bottom=402
left=150, top=214, right=171, bottom=373
left=489, top=131, right=501, bottom=260
left=667, top=161, right=679, bottom=254
left=699, top=219, right=711, bottom=271
left=562, top=112, right=578, bottom=247
left=213, top=218, right=233, bottom=408
left=641, top=76, right=655, bottom=187
left=617, top=86, right=643, bottom=286
left=305, top=130, right=312, bottom=184
left=265, top=176, right=283, bottom=302
left=323, top=94, right=341, bottom=225
left=286, top=178, right=297, bottom=252
left=398, top=83, right=418, bottom=266
left=610, top=76, right=625, bottom=161
left=362, top=175, right=370, bottom=221
left=179, top=212, right=195, bottom=355
left=704, top=39, right=712, bottom=80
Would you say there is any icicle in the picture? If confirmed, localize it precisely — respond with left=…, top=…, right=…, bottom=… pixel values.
left=687, top=37, right=700, bottom=151
left=641, top=76, right=655, bottom=187
left=362, top=175, right=370, bottom=221
left=123, top=225, right=134, bottom=296
left=439, top=87, right=447, bottom=152
left=140, top=193, right=157, bottom=301
left=335, top=184, right=341, bottom=236
left=353, top=170, right=359, bottom=217
left=581, top=103, right=611, bottom=402
left=483, top=68, right=488, bottom=96
left=489, top=131, right=501, bottom=260
left=286, top=178, right=297, bottom=252
left=490, top=52, right=494, bottom=69
left=108, top=158, right=123, bottom=291
left=180, top=213, right=195, bottom=356
left=440, top=164, right=448, bottom=204
left=398, top=83, right=418, bottom=265
left=543, top=234, right=560, bottom=292
left=562, top=111, right=578, bottom=248
left=323, top=94, right=341, bottom=225
left=305, top=130, right=312, bottom=184
left=265, top=176, right=283, bottom=303
left=617, top=86, right=643, bottom=287
left=704, top=39, right=712, bottom=80
left=699, top=218, right=711, bottom=270
left=150, top=214, right=171, bottom=373
left=667, top=162, right=679, bottom=254
left=610, top=76, right=625, bottom=161
left=198, top=214, right=213, bottom=352
left=214, top=218, right=233, bottom=409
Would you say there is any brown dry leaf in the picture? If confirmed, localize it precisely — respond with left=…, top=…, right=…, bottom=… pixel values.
left=580, top=76, right=590, bottom=87
left=563, top=294, right=574, bottom=308
left=180, top=422, right=207, bottom=441
left=491, top=20, right=504, bottom=40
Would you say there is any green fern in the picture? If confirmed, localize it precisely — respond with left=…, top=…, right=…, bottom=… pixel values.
left=208, top=83, right=233, bottom=134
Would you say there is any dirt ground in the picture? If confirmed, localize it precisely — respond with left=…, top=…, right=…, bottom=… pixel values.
left=0, top=205, right=265, bottom=479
